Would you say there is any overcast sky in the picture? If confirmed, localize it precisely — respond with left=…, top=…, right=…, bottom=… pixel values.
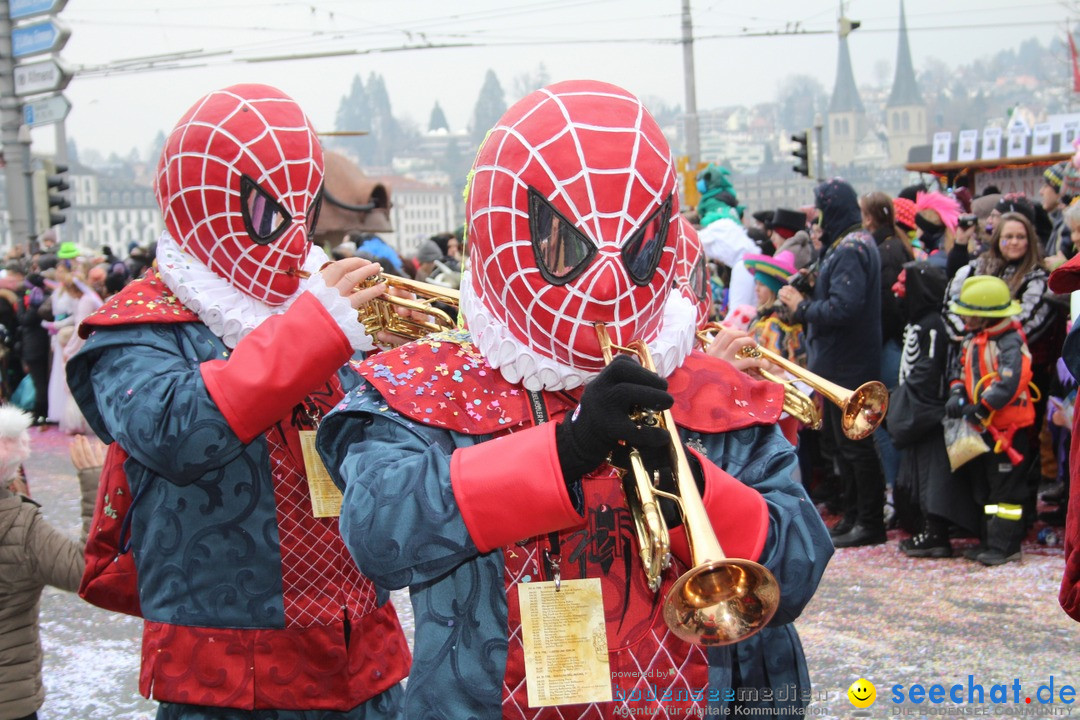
left=36, top=0, right=1076, bottom=161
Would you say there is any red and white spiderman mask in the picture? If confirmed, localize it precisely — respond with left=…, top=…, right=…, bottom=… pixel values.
left=154, top=84, right=323, bottom=306
left=461, top=80, right=696, bottom=391
left=673, top=216, right=712, bottom=331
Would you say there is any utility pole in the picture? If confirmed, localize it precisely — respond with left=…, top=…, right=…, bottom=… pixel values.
left=0, top=1, right=34, bottom=251
left=681, top=0, right=700, bottom=167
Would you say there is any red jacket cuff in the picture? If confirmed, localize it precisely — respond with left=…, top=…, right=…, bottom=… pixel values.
left=451, top=423, right=583, bottom=553
left=201, top=292, right=353, bottom=443
left=667, top=447, right=769, bottom=567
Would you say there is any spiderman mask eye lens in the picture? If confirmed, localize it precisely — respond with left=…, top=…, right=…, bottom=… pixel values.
left=529, top=189, right=597, bottom=285
left=241, top=175, right=289, bottom=245
left=691, top=256, right=708, bottom=302
left=622, top=198, right=672, bottom=286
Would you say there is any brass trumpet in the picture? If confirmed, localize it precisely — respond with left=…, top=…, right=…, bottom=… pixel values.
left=356, top=274, right=460, bottom=339
left=595, top=323, right=780, bottom=646
left=284, top=267, right=460, bottom=339
left=697, top=323, right=820, bottom=429
left=735, top=343, right=888, bottom=441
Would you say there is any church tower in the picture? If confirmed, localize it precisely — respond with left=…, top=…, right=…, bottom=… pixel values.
left=885, top=0, right=926, bottom=165
left=826, top=13, right=866, bottom=167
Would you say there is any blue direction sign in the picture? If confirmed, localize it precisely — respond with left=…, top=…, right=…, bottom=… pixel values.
left=12, top=18, right=70, bottom=59
left=10, top=0, right=67, bottom=21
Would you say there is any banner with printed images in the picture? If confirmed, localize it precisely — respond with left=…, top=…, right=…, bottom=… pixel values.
left=957, top=130, right=979, bottom=162
left=1006, top=127, right=1028, bottom=158
left=982, top=127, right=1002, bottom=160
left=1063, top=121, right=1080, bottom=151
left=1032, top=123, right=1053, bottom=155
left=932, top=132, right=952, bottom=163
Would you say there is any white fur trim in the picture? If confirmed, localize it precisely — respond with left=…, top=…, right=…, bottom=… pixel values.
left=0, top=405, right=32, bottom=439
left=157, top=231, right=372, bottom=351
left=460, top=273, right=695, bottom=391
left=304, top=272, right=376, bottom=352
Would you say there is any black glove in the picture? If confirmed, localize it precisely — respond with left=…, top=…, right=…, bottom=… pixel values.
left=962, top=403, right=989, bottom=423
left=945, top=391, right=967, bottom=419
left=555, top=355, right=673, bottom=485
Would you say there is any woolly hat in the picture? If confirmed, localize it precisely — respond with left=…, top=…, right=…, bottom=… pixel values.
left=994, top=194, right=1036, bottom=225
left=1044, top=161, right=1067, bottom=192
left=744, top=250, right=797, bottom=295
left=893, top=197, right=917, bottom=231
left=972, top=193, right=1001, bottom=221
left=415, top=239, right=442, bottom=264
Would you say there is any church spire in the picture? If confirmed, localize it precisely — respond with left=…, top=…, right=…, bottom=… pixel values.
left=887, top=0, right=922, bottom=107
left=829, top=29, right=864, bottom=114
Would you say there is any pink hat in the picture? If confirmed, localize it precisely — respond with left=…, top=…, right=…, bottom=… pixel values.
left=743, top=250, right=797, bottom=280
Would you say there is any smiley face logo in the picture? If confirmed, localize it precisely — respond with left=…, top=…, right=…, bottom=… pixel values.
left=848, top=678, right=876, bottom=708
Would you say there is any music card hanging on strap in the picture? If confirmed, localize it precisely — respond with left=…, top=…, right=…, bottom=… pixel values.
left=518, top=578, right=613, bottom=707
left=298, top=430, right=343, bottom=518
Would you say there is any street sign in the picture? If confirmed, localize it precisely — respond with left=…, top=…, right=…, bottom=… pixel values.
left=12, top=18, right=70, bottom=59
left=13, top=59, right=71, bottom=97
left=10, top=0, right=67, bottom=21
left=23, top=93, right=71, bottom=128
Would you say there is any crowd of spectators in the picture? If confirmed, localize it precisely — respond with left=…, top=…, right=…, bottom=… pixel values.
left=0, top=233, right=156, bottom=430
left=688, top=161, right=1076, bottom=566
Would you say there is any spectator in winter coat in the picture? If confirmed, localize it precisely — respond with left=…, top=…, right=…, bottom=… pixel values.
left=0, top=410, right=103, bottom=720
left=779, top=178, right=886, bottom=548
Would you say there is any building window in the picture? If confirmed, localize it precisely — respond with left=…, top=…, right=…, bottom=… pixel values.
left=902, top=112, right=910, bottom=132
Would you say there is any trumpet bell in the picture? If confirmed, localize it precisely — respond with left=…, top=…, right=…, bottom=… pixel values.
left=843, top=381, right=890, bottom=441
left=663, top=558, right=780, bottom=646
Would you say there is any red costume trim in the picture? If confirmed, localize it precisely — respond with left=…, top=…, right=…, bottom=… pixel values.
left=666, top=447, right=769, bottom=566
left=1061, top=394, right=1080, bottom=621
left=451, top=423, right=583, bottom=552
left=140, top=603, right=410, bottom=711
left=79, top=271, right=199, bottom=338
left=201, top=293, right=353, bottom=443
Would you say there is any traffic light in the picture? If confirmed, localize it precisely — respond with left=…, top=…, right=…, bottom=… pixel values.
left=32, top=158, right=69, bottom=236
left=791, top=132, right=810, bottom=178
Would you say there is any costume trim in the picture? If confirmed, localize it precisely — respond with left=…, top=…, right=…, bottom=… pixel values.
left=451, top=422, right=582, bottom=552
left=357, top=338, right=783, bottom=436
left=459, top=271, right=696, bottom=392
left=140, top=604, right=410, bottom=711
left=200, top=293, right=354, bottom=444
left=156, top=230, right=374, bottom=351
left=666, top=447, right=769, bottom=565
left=79, top=271, right=199, bottom=338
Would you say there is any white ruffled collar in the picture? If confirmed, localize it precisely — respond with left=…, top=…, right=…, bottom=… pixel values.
left=156, top=230, right=337, bottom=349
left=460, top=272, right=696, bottom=391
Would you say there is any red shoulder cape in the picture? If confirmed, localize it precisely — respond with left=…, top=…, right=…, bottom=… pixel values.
left=354, top=331, right=784, bottom=435
left=79, top=271, right=199, bottom=338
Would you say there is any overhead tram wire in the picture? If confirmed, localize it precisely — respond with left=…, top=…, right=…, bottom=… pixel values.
left=69, top=18, right=1064, bottom=80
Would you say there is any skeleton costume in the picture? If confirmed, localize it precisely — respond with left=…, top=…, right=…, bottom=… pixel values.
left=318, top=81, right=830, bottom=719
left=68, top=85, right=409, bottom=720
